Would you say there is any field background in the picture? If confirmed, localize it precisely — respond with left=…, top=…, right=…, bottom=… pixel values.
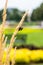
left=2, top=22, right=43, bottom=47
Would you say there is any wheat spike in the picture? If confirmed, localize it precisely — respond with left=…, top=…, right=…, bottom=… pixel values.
left=0, top=0, right=8, bottom=65
left=0, top=0, right=28, bottom=65
left=2, top=0, right=8, bottom=27
left=2, top=35, right=5, bottom=44
left=11, top=47, right=17, bottom=65
left=9, top=11, right=28, bottom=52
left=5, top=11, right=28, bottom=65
left=3, top=37, right=8, bottom=49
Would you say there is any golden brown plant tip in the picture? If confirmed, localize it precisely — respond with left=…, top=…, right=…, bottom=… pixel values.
left=0, top=0, right=28, bottom=65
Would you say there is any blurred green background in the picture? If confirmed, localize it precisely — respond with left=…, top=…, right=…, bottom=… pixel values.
left=0, top=2, right=43, bottom=47
left=0, top=0, right=43, bottom=65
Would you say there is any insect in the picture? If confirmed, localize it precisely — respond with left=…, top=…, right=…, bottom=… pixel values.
left=18, top=27, right=23, bottom=31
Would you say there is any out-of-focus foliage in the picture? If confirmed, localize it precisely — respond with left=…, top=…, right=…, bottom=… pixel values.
left=0, top=10, right=3, bottom=21
left=4, top=28, right=43, bottom=47
left=4, top=27, right=42, bottom=35
left=0, top=8, right=28, bottom=22
left=2, top=48, right=43, bottom=63
left=31, top=3, right=43, bottom=21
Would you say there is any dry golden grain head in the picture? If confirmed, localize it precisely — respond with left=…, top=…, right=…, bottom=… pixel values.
left=0, top=0, right=8, bottom=65
left=0, top=0, right=28, bottom=65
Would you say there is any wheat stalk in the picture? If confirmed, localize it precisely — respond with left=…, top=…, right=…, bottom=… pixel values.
left=0, top=0, right=8, bottom=65
left=3, top=36, right=8, bottom=49
left=2, top=35, right=5, bottom=44
left=11, top=47, right=17, bottom=65
left=4, top=11, right=27, bottom=65
left=8, top=11, right=28, bottom=52
left=0, top=0, right=28, bottom=65
left=2, top=0, right=8, bottom=27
